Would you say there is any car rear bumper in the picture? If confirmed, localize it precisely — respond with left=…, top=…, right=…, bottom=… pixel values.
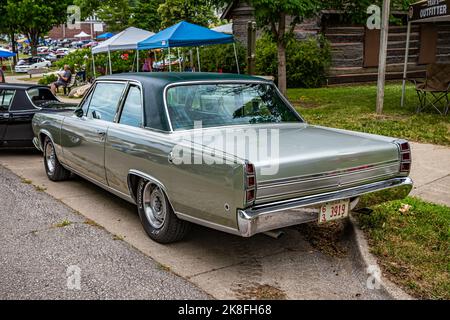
left=237, top=177, right=413, bottom=237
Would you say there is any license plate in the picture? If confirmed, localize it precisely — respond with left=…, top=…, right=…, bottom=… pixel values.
left=319, top=199, right=349, bottom=224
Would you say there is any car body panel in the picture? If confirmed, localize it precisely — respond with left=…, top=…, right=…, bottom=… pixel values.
left=1, top=84, right=75, bottom=148
left=32, top=73, right=413, bottom=237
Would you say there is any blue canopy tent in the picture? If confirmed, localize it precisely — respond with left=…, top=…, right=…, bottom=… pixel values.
left=0, top=48, right=16, bottom=74
left=97, top=32, right=114, bottom=40
left=137, top=21, right=239, bottom=73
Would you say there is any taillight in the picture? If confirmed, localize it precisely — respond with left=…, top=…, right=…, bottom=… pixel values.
left=395, top=140, right=411, bottom=175
left=245, top=162, right=256, bottom=204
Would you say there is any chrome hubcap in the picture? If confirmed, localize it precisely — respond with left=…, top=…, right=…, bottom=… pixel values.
left=143, top=185, right=167, bottom=229
left=45, top=142, right=56, bottom=174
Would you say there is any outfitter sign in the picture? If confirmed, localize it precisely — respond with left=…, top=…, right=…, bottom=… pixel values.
left=409, top=0, right=450, bottom=21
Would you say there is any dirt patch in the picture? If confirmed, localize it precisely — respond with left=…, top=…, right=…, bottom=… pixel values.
left=233, top=282, right=287, bottom=300
left=296, top=220, right=349, bottom=257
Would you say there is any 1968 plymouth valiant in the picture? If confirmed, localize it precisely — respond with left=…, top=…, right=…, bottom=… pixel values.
left=32, top=73, right=413, bottom=243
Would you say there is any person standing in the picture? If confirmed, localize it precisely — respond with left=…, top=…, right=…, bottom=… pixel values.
left=142, top=52, right=155, bottom=72
left=0, top=67, right=5, bottom=83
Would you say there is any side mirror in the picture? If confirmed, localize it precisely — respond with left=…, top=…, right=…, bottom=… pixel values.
left=74, top=108, right=84, bottom=118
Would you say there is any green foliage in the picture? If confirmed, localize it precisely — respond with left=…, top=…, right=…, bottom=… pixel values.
left=38, top=74, right=58, bottom=85
left=130, top=0, right=164, bottom=32
left=158, top=0, right=218, bottom=28
left=199, top=42, right=246, bottom=74
left=255, top=35, right=331, bottom=88
left=356, top=197, right=450, bottom=299
left=6, top=0, right=70, bottom=53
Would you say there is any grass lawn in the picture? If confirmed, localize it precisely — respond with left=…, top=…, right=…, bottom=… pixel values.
left=355, top=197, right=450, bottom=299
left=288, top=82, right=450, bottom=146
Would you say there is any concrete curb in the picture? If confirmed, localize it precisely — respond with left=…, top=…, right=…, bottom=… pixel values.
left=349, top=214, right=414, bottom=300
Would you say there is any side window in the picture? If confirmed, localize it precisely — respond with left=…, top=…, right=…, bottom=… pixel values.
left=119, top=86, right=143, bottom=127
left=80, top=87, right=94, bottom=116
left=87, top=82, right=125, bottom=122
left=0, top=89, right=15, bottom=112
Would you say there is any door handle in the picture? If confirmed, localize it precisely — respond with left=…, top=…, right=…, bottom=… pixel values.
left=96, top=130, right=106, bottom=136
left=0, top=113, right=10, bottom=119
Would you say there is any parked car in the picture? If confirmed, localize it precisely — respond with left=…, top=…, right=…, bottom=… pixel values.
left=55, top=48, right=70, bottom=59
left=32, top=73, right=413, bottom=244
left=14, top=57, right=51, bottom=73
left=0, top=84, right=76, bottom=148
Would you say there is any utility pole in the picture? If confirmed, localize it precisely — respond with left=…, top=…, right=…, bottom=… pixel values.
left=247, top=21, right=256, bottom=75
left=376, top=0, right=391, bottom=114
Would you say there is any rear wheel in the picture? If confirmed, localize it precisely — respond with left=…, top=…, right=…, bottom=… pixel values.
left=43, top=137, right=71, bottom=181
left=136, top=178, right=190, bottom=243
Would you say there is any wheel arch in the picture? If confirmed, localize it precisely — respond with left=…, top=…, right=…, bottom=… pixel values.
left=39, top=129, right=54, bottom=150
left=127, top=170, right=173, bottom=206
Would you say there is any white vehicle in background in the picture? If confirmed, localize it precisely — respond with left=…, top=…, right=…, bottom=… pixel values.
left=55, top=48, right=70, bottom=59
left=15, top=57, right=52, bottom=73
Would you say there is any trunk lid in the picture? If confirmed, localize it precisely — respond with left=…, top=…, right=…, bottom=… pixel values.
left=176, top=123, right=401, bottom=204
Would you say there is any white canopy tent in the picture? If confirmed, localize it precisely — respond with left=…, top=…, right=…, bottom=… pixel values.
left=91, top=27, right=154, bottom=76
left=401, top=0, right=450, bottom=106
left=211, top=23, right=233, bottom=34
left=74, top=31, right=91, bottom=38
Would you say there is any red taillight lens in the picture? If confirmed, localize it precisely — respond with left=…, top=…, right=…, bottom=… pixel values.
left=246, top=163, right=255, bottom=174
left=247, top=176, right=255, bottom=188
left=245, top=162, right=256, bottom=205
left=246, top=189, right=255, bottom=202
left=396, top=140, right=411, bottom=174
left=400, top=162, right=411, bottom=172
left=401, top=152, right=411, bottom=161
left=400, top=142, right=410, bottom=152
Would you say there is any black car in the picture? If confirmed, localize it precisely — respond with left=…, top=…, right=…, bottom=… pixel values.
left=0, top=84, right=76, bottom=148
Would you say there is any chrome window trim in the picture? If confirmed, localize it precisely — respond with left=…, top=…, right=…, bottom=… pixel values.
left=163, top=80, right=305, bottom=133
left=86, top=80, right=128, bottom=123
left=115, top=80, right=145, bottom=128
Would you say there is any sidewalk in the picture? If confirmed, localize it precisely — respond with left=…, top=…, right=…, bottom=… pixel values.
left=409, top=142, right=450, bottom=207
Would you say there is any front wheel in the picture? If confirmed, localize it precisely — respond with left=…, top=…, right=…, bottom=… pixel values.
left=136, top=179, right=190, bottom=243
left=43, top=137, right=71, bottom=181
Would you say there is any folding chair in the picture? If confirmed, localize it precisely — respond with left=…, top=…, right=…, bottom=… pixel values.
left=409, top=64, right=450, bottom=115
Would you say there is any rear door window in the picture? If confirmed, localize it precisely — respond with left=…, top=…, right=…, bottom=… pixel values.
left=119, top=86, right=143, bottom=128
left=86, top=82, right=126, bottom=122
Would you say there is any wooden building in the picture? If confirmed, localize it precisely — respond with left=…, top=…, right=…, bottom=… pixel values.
left=221, top=1, right=450, bottom=84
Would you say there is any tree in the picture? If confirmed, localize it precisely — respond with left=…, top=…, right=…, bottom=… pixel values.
left=130, top=0, right=164, bottom=32
left=0, top=0, right=19, bottom=64
left=9, top=0, right=70, bottom=55
left=249, top=0, right=321, bottom=94
left=75, top=0, right=163, bottom=32
left=157, top=0, right=218, bottom=28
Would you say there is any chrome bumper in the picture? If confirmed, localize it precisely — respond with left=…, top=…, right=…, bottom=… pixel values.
left=237, top=177, right=413, bottom=237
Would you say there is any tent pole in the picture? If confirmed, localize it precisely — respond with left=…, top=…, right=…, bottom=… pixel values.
left=376, top=0, right=391, bottom=114
left=233, top=43, right=240, bottom=74
left=401, top=21, right=412, bottom=107
left=177, top=48, right=182, bottom=71
left=196, top=47, right=201, bottom=72
left=108, top=50, right=112, bottom=75
left=91, top=52, right=96, bottom=79
left=136, top=50, right=139, bottom=72
left=168, top=47, right=172, bottom=72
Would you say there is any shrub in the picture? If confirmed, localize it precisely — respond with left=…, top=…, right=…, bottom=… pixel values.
left=199, top=42, right=247, bottom=74
left=38, top=74, right=58, bottom=85
left=255, top=34, right=331, bottom=88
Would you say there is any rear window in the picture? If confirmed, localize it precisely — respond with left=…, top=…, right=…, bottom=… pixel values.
left=166, top=83, right=301, bottom=131
left=27, top=87, right=58, bottom=106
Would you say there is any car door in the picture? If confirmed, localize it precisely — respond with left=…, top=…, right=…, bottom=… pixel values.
left=0, top=89, right=15, bottom=144
left=61, top=81, right=126, bottom=184
left=4, top=89, right=38, bottom=146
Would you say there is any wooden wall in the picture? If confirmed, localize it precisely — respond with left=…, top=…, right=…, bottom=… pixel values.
left=226, top=1, right=450, bottom=84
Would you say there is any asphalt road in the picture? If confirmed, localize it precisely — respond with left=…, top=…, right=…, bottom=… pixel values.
left=0, top=165, right=209, bottom=299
